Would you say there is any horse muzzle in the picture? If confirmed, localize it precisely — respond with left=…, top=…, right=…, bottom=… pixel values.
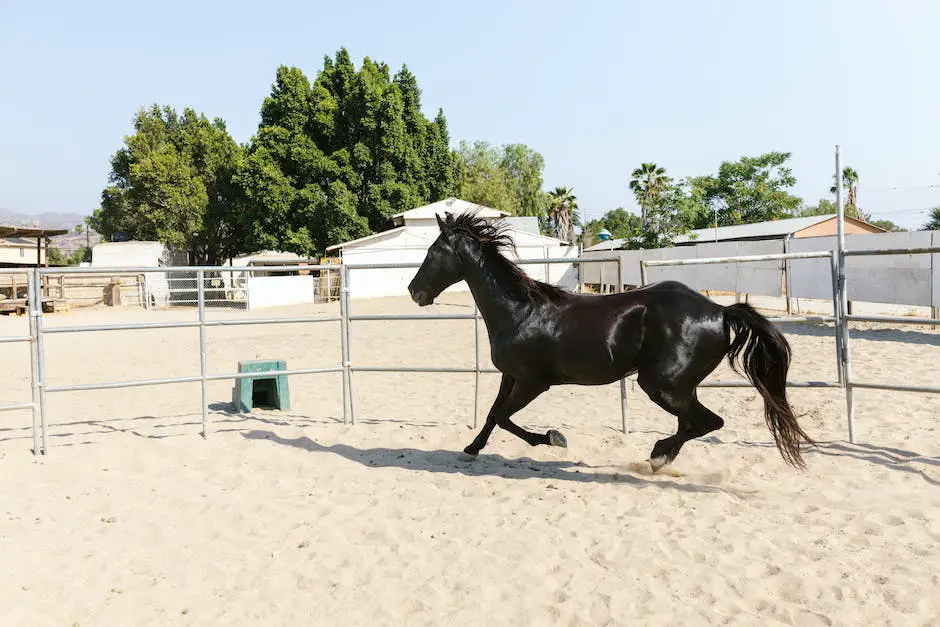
left=408, top=284, right=433, bottom=307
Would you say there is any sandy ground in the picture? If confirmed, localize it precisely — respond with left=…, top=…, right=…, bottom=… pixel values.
left=1, top=292, right=938, bottom=626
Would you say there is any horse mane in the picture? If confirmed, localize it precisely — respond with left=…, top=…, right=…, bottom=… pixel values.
left=440, top=210, right=570, bottom=302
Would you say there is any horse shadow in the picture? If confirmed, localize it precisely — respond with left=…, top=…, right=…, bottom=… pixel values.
left=240, top=429, right=752, bottom=497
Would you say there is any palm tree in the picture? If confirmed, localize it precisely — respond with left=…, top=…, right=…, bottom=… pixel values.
left=830, top=166, right=861, bottom=218
left=629, top=162, right=671, bottom=230
left=547, top=186, right=578, bottom=243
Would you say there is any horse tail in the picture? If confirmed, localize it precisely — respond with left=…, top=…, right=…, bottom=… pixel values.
left=723, top=303, right=815, bottom=469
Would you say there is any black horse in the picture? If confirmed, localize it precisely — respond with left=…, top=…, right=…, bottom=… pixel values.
left=407, top=211, right=814, bottom=471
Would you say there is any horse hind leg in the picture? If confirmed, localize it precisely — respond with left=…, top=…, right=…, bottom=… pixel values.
left=639, top=380, right=725, bottom=471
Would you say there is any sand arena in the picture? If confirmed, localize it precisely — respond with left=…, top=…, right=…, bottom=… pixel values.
left=1, top=292, right=938, bottom=625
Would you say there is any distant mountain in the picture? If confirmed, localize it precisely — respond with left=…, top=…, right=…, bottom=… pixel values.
left=0, top=208, right=102, bottom=250
left=0, top=208, right=90, bottom=231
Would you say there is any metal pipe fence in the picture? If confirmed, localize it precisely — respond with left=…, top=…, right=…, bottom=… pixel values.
left=11, top=264, right=346, bottom=454
left=340, top=256, right=625, bottom=430
left=5, top=188, right=940, bottom=457
left=640, top=250, right=850, bottom=433
left=0, top=269, right=39, bottom=455
left=837, top=245, right=940, bottom=413
left=4, top=256, right=620, bottom=455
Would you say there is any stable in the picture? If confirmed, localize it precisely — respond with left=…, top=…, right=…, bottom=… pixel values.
left=327, top=198, right=579, bottom=299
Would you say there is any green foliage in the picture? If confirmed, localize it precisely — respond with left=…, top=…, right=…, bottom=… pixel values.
left=798, top=198, right=837, bottom=217
left=48, top=246, right=91, bottom=266
left=688, top=152, right=803, bottom=228
left=827, top=166, right=866, bottom=219
left=453, top=141, right=515, bottom=214
left=453, top=140, right=550, bottom=226
left=922, top=207, right=940, bottom=231
left=629, top=163, right=670, bottom=230
left=91, top=104, right=245, bottom=264
left=870, top=219, right=901, bottom=232
left=625, top=163, right=698, bottom=248
left=235, top=51, right=456, bottom=256
left=546, top=186, right=579, bottom=242
left=582, top=207, right=642, bottom=245
left=627, top=178, right=699, bottom=249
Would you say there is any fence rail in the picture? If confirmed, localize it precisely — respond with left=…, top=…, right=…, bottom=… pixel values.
left=4, top=173, right=940, bottom=457
left=340, top=256, right=624, bottom=430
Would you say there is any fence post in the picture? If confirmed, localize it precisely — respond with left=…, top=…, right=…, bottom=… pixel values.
left=339, top=265, right=350, bottom=425
left=543, top=246, right=550, bottom=283
left=830, top=252, right=844, bottom=385
left=473, top=303, right=481, bottom=429
left=27, top=269, right=41, bottom=456
left=616, top=259, right=628, bottom=433
left=31, top=270, right=49, bottom=454
left=342, top=265, right=356, bottom=424
left=783, top=235, right=793, bottom=314
left=197, top=269, right=209, bottom=438
left=835, top=145, right=856, bottom=443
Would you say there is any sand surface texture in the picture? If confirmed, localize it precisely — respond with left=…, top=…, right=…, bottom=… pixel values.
left=1, top=292, right=938, bottom=626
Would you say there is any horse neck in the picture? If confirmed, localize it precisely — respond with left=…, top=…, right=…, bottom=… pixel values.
left=460, top=245, right=532, bottom=332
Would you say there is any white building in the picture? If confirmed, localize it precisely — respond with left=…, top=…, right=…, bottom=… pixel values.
left=221, top=250, right=326, bottom=309
left=327, top=198, right=579, bottom=299
left=89, top=241, right=174, bottom=307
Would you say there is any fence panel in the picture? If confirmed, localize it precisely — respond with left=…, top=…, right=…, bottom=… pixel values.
left=582, top=240, right=784, bottom=295
left=790, top=231, right=935, bottom=305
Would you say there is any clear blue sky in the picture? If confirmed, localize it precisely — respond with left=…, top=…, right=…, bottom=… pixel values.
left=2, top=0, right=939, bottom=229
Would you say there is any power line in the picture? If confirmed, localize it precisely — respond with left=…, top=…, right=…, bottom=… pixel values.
left=865, top=206, right=937, bottom=216
left=865, top=183, right=940, bottom=192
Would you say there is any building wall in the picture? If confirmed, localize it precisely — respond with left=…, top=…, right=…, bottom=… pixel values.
left=339, top=228, right=578, bottom=299
left=0, top=241, right=46, bottom=265
left=793, top=217, right=884, bottom=238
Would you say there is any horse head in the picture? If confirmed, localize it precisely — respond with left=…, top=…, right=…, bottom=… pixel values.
left=408, top=212, right=467, bottom=306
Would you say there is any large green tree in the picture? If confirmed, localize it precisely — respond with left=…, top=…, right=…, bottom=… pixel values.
left=688, top=152, right=803, bottom=228
left=798, top=198, right=837, bottom=217
left=453, top=140, right=550, bottom=224
left=626, top=163, right=698, bottom=248
left=236, top=50, right=456, bottom=256
left=631, top=178, right=699, bottom=248
left=453, top=140, right=515, bottom=213
left=581, top=207, right=642, bottom=246
left=91, top=104, right=245, bottom=264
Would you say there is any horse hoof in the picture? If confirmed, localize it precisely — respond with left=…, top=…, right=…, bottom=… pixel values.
left=458, top=451, right=478, bottom=462
left=548, top=430, right=567, bottom=448
left=648, top=455, right=669, bottom=472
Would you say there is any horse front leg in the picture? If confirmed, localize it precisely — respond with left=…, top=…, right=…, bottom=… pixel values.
left=461, top=374, right=514, bottom=459
left=462, top=377, right=564, bottom=460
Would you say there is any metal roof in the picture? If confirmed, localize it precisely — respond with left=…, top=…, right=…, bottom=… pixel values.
left=674, top=214, right=834, bottom=244
left=389, top=198, right=507, bottom=224
left=0, top=225, right=69, bottom=238
left=326, top=226, right=407, bottom=252
left=583, top=238, right=626, bottom=252
left=502, top=216, right=540, bottom=235
left=584, top=214, right=857, bottom=251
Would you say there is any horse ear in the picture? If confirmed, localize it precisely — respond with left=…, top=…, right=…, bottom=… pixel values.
left=436, top=213, right=446, bottom=230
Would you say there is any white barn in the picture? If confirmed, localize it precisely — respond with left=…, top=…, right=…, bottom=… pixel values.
left=327, top=198, right=579, bottom=299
